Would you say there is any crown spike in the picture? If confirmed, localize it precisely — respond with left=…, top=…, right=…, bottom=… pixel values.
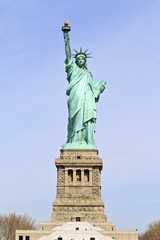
left=84, top=49, right=89, bottom=53
left=73, top=49, right=78, bottom=53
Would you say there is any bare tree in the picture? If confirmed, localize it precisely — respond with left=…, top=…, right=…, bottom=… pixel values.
left=0, top=213, right=36, bottom=240
left=139, top=220, right=160, bottom=240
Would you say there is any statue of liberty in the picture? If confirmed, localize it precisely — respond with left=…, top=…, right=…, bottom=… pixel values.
left=62, top=21, right=106, bottom=149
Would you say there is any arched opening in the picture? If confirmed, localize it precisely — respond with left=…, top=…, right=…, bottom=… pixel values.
left=76, top=169, right=81, bottom=181
left=68, top=169, right=73, bottom=182
left=84, top=169, right=89, bottom=182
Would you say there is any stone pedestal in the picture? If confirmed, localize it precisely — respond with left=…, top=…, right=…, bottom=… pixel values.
left=51, top=149, right=107, bottom=223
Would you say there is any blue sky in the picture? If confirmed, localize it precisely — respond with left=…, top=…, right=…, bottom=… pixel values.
left=0, top=0, right=160, bottom=233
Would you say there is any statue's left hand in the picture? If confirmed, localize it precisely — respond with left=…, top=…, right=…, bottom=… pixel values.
left=100, top=82, right=106, bottom=93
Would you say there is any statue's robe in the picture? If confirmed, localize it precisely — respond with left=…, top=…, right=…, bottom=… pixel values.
left=65, top=58, right=104, bottom=144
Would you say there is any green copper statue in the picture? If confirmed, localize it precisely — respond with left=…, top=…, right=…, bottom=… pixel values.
left=62, top=21, right=106, bottom=149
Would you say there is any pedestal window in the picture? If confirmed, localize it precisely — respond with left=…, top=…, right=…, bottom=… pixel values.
left=76, top=170, right=81, bottom=181
left=68, top=169, right=73, bottom=182
left=84, top=169, right=89, bottom=182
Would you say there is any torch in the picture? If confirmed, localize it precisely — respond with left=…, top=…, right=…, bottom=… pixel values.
left=62, top=20, right=71, bottom=33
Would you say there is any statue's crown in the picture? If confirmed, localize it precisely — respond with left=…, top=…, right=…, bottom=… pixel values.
left=73, top=47, right=92, bottom=59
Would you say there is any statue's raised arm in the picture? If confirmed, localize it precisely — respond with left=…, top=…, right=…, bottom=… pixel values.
left=61, top=22, right=106, bottom=150
left=62, top=21, right=71, bottom=63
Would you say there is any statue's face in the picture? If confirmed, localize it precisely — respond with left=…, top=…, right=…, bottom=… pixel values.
left=76, top=56, right=86, bottom=68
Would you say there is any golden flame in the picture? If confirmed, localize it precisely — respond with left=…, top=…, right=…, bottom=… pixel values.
left=64, top=20, right=69, bottom=27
